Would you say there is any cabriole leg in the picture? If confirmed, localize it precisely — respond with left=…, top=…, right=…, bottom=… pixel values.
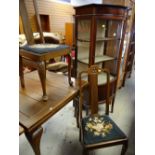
left=25, top=127, right=43, bottom=155
left=37, top=61, right=48, bottom=101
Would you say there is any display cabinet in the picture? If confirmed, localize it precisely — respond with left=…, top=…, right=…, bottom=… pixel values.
left=73, top=4, right=128, bottom=112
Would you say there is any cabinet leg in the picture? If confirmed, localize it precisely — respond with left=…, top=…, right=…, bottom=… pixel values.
left=19, top=56, right=25, bottom=88
left=25, top=127, right=43, bottom=155
left=37, top=61, right=48, bottom=101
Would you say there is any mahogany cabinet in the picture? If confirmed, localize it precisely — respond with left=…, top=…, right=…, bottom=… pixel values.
left=73, top=4, right=128, bottom=112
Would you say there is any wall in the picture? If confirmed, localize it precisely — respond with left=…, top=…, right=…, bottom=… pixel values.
left=24, top=0, right=75, bottom=35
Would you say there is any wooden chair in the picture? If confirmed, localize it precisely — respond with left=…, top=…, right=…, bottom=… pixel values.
left=78, top=65, right=128, bottom=155
left=19, top=0, right=73, bottom=101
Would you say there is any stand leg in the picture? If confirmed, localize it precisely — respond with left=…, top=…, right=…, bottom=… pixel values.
left=37, top=61, right=48, bottom=101
left=25, top=127, right=43, bottom=155
left=67, top=54, right=73, bottom=86
left=19, top=56, right=25, bottom=88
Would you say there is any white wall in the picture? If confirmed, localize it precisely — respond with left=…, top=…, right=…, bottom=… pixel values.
left=71, top=0, right=102, bottom=6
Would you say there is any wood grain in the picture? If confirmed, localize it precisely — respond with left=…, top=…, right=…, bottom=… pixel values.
left=19, top=71, right=79, bottom=132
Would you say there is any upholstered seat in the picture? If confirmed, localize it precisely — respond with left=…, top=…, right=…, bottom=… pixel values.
left=21, top=44, right=69, bottom=54
left=82, top=115, right=126, bottom=145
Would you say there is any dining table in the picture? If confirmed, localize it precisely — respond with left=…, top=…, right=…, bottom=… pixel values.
left=19, top=70, right=79, bottom=155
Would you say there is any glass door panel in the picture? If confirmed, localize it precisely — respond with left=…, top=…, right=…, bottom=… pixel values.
left=77, top=19, right=91, bottom=63
left=77, top=19, right=91, bottom=41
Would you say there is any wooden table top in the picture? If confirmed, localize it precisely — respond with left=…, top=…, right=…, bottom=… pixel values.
left=19, top=71, right=79, bottom=132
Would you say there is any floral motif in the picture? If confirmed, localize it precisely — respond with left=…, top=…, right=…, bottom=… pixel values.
left=85, top=116, right=113, bottom=137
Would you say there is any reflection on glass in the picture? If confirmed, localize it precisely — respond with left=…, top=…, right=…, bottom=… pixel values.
left=78, top=19, right=91, bottom=41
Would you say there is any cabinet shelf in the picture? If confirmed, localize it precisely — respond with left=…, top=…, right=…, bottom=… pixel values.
left=78, top=55, right=115, bottom=65
left=77, top=37, right=120, bottom=42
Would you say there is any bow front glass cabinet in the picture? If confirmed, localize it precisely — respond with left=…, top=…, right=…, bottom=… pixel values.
left=73, top=4, right=128, bottom=112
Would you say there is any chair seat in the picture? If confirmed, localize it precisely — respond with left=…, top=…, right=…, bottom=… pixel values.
left=82, top=115, right=127, bottom=145
left=21, top=44, right=69, bottom=54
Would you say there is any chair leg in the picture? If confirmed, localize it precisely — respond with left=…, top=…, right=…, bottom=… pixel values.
left=121, top=141, right=128, bottom=155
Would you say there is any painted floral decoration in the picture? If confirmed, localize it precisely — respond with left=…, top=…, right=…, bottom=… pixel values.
left=85, top=115, right=113, bottom=137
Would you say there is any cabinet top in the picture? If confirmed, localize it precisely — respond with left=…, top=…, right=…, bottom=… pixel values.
left=74, top=4, right=129, bottom=17
left=74, top=4, right=128, bottom=9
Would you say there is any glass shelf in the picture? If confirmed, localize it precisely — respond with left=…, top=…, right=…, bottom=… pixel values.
left=78, top=55, right=115, bottom=65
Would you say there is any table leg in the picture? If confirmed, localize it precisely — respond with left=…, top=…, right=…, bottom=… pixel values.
left=19, top=55, right=25, bottom=88
left=37, top=61, right=48, bottom=101
left=25, top=127, right=43, bottom=155
left=67, top=54, right=73, bottom=86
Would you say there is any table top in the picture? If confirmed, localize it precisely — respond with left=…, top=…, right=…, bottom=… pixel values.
left=19, top=71, right=79, bottom=132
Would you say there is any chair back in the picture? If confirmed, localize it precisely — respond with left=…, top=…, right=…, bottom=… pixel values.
left=20, top=0, right=44, bottom=45
left=78, top=65, right=110, bottom=120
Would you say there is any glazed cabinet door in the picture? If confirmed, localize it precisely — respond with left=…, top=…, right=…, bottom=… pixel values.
left=76, top=18, right=91, bottom=74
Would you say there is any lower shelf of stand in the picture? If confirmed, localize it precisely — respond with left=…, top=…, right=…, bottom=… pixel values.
left=78, top=55, right=114, bottom=65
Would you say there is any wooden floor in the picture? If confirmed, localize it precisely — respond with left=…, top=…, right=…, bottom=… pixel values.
left=19, top=71, right=79, bottom=132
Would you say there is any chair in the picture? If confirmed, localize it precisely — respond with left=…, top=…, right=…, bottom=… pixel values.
left=19, top=0, right=73, bottom=101
left=78, top=65, right=128, bottom=155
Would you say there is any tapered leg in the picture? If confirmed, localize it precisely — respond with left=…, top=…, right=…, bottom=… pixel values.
left=67, top=54, right=73, bottom=86
left=37, top=61, right=48, bottom=101
left=121, top=141, right=128, bottom=155
left=19, top=55, right=25, bottom=88
left=25, top=127, right=43, bottom=155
